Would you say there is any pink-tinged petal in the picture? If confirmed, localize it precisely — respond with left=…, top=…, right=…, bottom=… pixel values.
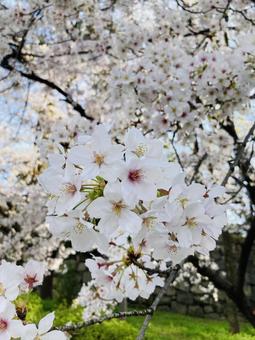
left=0, top=330, right=10, bottom=340
left=38, top=312, right=55, bottom=335
left=185, top=203, right=205, bottom=218
left=136, top=182, right=157, bottom=202
left=9, top=319, right=24, bottom=338
left=103, top=182, right=123, bottom=202
left=67, top=146, right=91, bottom=166
left=119, top=210, right=142, bottom=234
left=98, top=217, right=118, bottom=238
left=38, top=169, right=63, bottom=195
left=41, top=330, right=67, bottom=340
left=178, top=228, right=192, bottom=248
left=5, top=286, right=19, bottom=301
left=87, top=197, right=112, bottom=219
left=46, top=216, right=73, bottom=238
left=71, top=229, right=98, bottom=253
left=2, top=300, right=15, bottom=319
left=20, top=324, right=38, bottom=340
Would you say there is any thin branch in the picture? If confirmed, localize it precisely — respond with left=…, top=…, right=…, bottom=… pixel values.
left=136, top=266, right=180, bottom=340
left=228, top=7, right=255, bottom=25
left=221, top=122, right=255, bottom=187
left=0, top=52, right=94, bottom=121
left=221, top=185, right=244, bottom=204
left=0, top=8, right=94, bottom=122
left=131, top=258, right=171, bottom=277
left=171, top=129, right=184, bottom=171
left=175, top=0, right=213, bottom=14
left=56, top=309, right=153, bottom=332
left=189, top=152, right=208, bottom=184
left=15, top=81, right=31, bottom=138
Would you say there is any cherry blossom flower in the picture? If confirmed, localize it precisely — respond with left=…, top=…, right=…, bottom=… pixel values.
left=0, top=297, right=24, bottom=340
left=20, top=312, right=66, bottom=340
left=68, top=125, right=124, bottom=182
left=21, top=260, right=45, bottom=291
left=46, top=211, right=107, bottom=253
left=0, top=261, right=23, bottom=301
left=39, top=162, right=83, bottom=215
left=119, top=158, right=159, bottom=204
left=87, top=182, right=142, bottom=237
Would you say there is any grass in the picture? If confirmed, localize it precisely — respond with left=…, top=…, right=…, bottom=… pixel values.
left=126, top=310, right=255, bottom=340
left=16, top=293, right=255, bottom=339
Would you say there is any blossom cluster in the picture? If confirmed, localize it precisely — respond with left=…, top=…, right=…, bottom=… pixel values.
left=0, top=260, right=66, bottom=339
left=40, top=125, right=227, bottom=304
left=76, top=280, right=116, bottom=322
left=1, top=1, right=255, bottom=136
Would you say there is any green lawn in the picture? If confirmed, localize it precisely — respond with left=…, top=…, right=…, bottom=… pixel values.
left=126, top=311, right=255, bottom=340
left=18, top=294, right=255, bottom=339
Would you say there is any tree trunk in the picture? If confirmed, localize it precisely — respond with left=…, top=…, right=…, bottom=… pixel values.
left=222, top=232, right=240, bottom=333
left=40, top=272, right=54, bottom=299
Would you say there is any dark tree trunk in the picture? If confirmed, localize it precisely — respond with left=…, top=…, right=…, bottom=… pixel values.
left=40, top=272, right=54, bottom=299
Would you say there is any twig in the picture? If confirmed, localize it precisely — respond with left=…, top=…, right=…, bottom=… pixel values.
left=221, top=185, right=244, bottom=204
left=221, top=122, right=255, bottom=187
left=175, top=0, right=213, bottom=14
left=0, top=9, right=94, bottom=122
left=136, top=266, right=180, bottom=340
left=56, top=309, right=153, bottom=332
left=171, top=129, right=184, bottom=171
left=15, top=81, right=31, bottom=138
left=1, top=52, right=94, bottom=121
left=189, top=152, right=208, bottom=184
left=131, top=258, right=171, bottom=277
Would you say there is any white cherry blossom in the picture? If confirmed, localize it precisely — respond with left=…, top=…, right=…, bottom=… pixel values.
left=20, top=312, right=66, bottom=340
left=0, top=297, right=24, bottom=340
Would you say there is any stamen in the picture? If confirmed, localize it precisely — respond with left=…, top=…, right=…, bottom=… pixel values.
left=134, top=144, right=148, bottom=157
left=94, top=153, right=105, bottom=166
left=112, top=201, right=126, bottom=216
left=169, top=244, right=177, bottom=253
left=128, top=169, right=143, bottom=183
left=64, top=183, right=77, bottom=195
left=0, top=319, right=7, bottom=330
left=24, top=274, right=38, bottom=289
left=0, top=283, right=5, bottom=296
left=185, top=217, right=197, bottom=228
left=74, top=222, right=85, bottom=234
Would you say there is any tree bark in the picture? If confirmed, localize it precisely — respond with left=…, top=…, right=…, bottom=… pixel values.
left=40, top=271, right=54, bottom=299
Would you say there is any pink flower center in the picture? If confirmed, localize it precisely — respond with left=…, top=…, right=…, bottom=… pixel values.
left=0, top=319, right=8, bottom=330
left=128, top=169, right=143, bottom=183
left=64, top=183, right=77, bottom=195
left=24, top=274, right=38, bottom=289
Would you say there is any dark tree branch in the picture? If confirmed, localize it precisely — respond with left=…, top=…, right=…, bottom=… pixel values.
left=136, top=266, right=180, bottom=340
left=0, top=8, right=94, bottom=121
left=221, top=119, right=255, bottom=298
left=221, top=121, right=255, bottom=186
left=131, top=258, right=171, bottom=277
left=171, top=129, right=184, bottom=171
left=175, top=0, right=214, bottom=14
left=0, top=52, right=94, bottom=121
left=189, top=152, right=208, bottom=184
left=236, top=147, right=255, bottom=294
left=56, top=309, right=153, bottom=332
left=187, top=255, right=255, bottom=327
left=237, top=218, right=255, bottom=295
